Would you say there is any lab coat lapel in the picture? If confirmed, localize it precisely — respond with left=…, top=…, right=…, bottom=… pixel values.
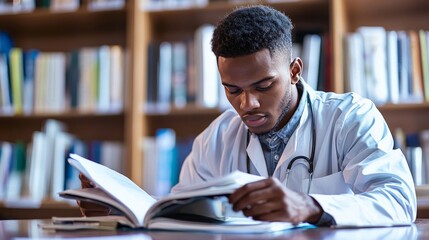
left=247, top=134, right=269, bottom=177
left=274, top=104, right=312, bottom=176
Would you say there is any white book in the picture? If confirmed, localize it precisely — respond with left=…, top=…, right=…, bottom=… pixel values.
left=50, top=132, right=74, bottom=200
left=51, top=53, right=67, bottom=112
left=109, top=45, right=124, bottom=112
left=358, top=26, right=389, bottom=105
left=50, top=0, right=79, bottom=12
left=79, top=48, right=98, bottom=112
left=195, top=24, right=219, bottom=108
left=386, top=31, right=400, bottom=104
left=420, top=130, right=429, bottom=184
left=141, top=137, right=157, bottom=196
left=0, top=54, right=13, bottom=115
left=28, top=131, right=48, bottom=200
left=98, top=45, right=111, bottom=112
left=344, top=33, right=366, bottom=97
left=57, top=154, right=302, bottom=232
left=397, top=31, right=411, bottom=102
left=0, top=142, right=13, bottom=199
left=34, top=53, right=47, bottom=113
left=301, top=34, right=321, bottom=90
left=407, top=146, right=423, bottom=186
left=43, top=119, right=66, bottom=198
left=157, top=42, right=173, bottom=112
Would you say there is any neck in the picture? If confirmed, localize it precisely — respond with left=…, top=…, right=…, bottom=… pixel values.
left=275, top=85, right=300, bottom=131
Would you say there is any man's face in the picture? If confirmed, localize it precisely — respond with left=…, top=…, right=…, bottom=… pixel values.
left=218, top=49, right=295, bottom=134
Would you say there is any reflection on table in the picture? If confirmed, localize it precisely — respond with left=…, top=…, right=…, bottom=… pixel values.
left=1, top=219, right=427, bottom=240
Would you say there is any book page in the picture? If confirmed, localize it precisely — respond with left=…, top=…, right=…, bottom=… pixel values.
left=171, top=171, right=264, bottom=193
left=67, top=154, right=156, bottom=227
left=59, top=188, right=137, bottom=227
left=144, top=171, right=264, bottom=224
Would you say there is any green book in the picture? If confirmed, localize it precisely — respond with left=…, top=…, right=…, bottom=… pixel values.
left=9, top=48, right=24, bottom=114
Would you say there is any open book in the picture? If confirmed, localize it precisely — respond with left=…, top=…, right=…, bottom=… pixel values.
left=57, top=154, right=304, bottom=233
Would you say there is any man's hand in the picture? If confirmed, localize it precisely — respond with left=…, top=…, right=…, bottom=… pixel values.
left=77, top=173, right=111, bottom=217
left=228, top=177, right=322, bottom=224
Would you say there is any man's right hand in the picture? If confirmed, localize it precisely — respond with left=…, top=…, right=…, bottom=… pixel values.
left=77, top=173, right=111, bottom=217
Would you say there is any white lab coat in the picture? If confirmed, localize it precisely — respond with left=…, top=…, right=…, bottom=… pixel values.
left=173, top=82, right=417, bottom=226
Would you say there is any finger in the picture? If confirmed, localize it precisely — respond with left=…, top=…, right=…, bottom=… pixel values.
left=242, top=200, right=278, bottom=217
left=79, top=173, right=94, bottom=188
left=229, top=179, right=272, bottom=205
left=230, top=179, right=279, bottom=211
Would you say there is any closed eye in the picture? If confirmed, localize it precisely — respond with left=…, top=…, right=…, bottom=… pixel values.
left=224, top=86, right=242, bottom=94
left=255, top=82, right=273, bottom=92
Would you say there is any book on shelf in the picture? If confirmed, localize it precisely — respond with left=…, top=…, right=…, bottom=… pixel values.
left=0, top=0, right=34, bottom=13
left=9, top=48, right=24, bottom=114
left=419, top=30, right=429, bottom=102
left=50, top=0, right=79, bottom=12
left=408, top=30, right=424, bottom=103
left=301, top=34, right=321, bottom=90
left=343, top=32, right=366, bottom=98
left=357, top=26, right=389, bottom=105
left=397, top=31, right=413, bottom=103
left=0, top=54, right=13, bottom=115
left=0, top=119, right=125, bottom=202
left=87, top=0, right=124, bottom=11
left=141, top=129, right=193, bottom=198
left=0, top=38, right=125, bottom=115
left=157, top=41, right=173, bottom=112
left=172, top=41, right=188, bottom=108
left=56, top=153, right=303, bottom=232
left=22, top=49, right=39, bottom=114
left=386, top=31, right=400, bottom=104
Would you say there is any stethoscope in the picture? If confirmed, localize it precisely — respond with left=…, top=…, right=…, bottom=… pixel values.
left=246, top=94, right=316, bottom=194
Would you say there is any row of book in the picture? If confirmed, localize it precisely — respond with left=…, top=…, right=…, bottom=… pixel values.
left=344, top=27, right=429, bottom=105
left=0, top=119, right=124, bottom=202
left=0, top=0, right=125, bottom=13
left=145, top=24, right=229, bottom=112
left=0, top=35, right=125, bottom=115
left=142, top=0, right=207, bottom=10
left=141, top=129, right=193, bottom=197
left=145, top=25, right=329, bottom=113
left=394, top=129, right=429, bottom=186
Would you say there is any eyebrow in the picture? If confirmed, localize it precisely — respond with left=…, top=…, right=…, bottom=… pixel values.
left=221, top=76, right=275, bottom=88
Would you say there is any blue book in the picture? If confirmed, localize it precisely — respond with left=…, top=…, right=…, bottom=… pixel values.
left=23, top=49, right=39, bottom=114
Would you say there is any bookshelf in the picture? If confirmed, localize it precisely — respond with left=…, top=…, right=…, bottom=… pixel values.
left=1, top=0, right=429, bottom=219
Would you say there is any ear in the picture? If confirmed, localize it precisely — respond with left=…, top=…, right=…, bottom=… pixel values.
left=289, top=57, right=303, bottom=84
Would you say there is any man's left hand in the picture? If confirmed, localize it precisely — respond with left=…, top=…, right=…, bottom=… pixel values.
left=228, top=177, right=322, bottom=224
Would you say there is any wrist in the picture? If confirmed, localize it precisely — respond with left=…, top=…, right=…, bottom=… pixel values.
left=305, top=195, right=323, bottom=223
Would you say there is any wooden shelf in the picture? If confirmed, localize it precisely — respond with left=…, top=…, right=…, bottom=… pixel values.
left=0, top=113, right=125, bottom=142
left=344, top=0, right=429, bottom=31
left=147, top=0, right=330, bottom=41
left=0, top=7, right=128, bottom=51
left=378, top=103, right=429, bottom=134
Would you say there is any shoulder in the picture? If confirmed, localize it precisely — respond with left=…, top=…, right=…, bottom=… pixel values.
left=311, top=89, right=379, bottom=121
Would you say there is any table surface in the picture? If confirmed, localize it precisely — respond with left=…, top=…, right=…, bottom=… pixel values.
left=1, top=219, right=429, bottom=240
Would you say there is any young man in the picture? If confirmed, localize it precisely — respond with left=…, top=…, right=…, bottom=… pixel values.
left=81, top=5, right=416, bottom=226
left=170, top=5, right=416, bottom=226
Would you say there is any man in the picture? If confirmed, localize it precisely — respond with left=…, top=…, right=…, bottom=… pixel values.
left=81, top=5, right=416, bottom=226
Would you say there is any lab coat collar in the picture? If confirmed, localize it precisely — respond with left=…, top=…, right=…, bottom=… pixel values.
left=246, top=81, right=316, bottom=177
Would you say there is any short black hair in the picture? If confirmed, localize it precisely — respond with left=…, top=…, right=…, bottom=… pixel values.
left=211, top=5, right=293, bottom=60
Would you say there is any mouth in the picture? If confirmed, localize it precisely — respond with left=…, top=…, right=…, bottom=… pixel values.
left=242, top=113, right=268, bottom=128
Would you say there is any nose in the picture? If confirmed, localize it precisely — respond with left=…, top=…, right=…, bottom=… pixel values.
left=240, top=91, right=260, bottom=111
